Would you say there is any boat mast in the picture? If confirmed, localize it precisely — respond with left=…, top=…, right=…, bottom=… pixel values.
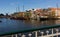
left=23, top=5, right=24, bottom=12
left=56, top=1, right=58, bottom=16
left=16, top=4, right=20, bottom=12
left=16, top=7, right=17, bottom=12
left=17, top=5, right=20, bottom=12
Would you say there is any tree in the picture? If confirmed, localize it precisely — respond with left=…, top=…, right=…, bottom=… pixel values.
left=0, top=14, right=4, bottom=16
left=32, top=9, right=34, bottom=10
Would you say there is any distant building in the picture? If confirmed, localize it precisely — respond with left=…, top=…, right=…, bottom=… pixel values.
left=48, top=8, right=60, bottom=17
left=10, top=8, right=60, bottom=20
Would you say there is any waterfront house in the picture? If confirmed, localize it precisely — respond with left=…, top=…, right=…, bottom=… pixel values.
left=25, top=9, right=35, bottom=20
left=48, top=8, right=60, bottom=18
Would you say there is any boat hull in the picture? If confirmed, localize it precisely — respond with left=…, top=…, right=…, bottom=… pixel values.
left=40, top=17, right=60, bottom=21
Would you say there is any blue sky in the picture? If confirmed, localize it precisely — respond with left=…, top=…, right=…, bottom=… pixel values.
left=0, top=0, right=60, bottom=14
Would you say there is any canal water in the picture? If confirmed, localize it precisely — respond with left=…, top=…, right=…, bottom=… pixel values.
left=0, top=18, right=60, bottom=28
left=0, top=18, right=60, bottom=37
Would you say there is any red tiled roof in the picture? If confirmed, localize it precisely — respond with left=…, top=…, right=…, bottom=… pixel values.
left=35, top=9, right=42, bottom=12
left=48, top=8, right=60, bottom=10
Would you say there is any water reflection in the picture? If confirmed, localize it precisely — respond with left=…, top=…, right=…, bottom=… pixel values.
left=55, top=20, right=60, bottom=24
left=23, top=20, right=56, bottom=26
left=0, top=18, right=60, bottom=30
left=0, top=18, right=60, bottom=24
left=0, top=18, right=60, bottom=26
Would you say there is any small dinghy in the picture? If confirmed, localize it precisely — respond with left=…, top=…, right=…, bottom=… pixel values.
left=0, top=21, right=2, bottom=22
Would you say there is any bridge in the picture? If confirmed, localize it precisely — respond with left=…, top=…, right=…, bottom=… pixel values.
left=0, top=24, right=60, bottom=37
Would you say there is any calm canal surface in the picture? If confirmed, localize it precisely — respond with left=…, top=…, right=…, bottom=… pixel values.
left=0, top=18, right=60, bottom=34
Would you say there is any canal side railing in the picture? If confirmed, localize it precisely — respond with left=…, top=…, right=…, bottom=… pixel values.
left=1, top=25, right=60, bottom=37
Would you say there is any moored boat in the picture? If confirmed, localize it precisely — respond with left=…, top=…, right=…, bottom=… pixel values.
left=10, top=17, right=27, bottom=20
left=40, top=16, right=49, bottom=21
left=40, top=16, right=60, bottom=21
left=0, top=21, right=2, bottom=22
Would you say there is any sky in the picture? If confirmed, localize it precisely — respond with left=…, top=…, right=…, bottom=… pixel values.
left=0, top=0, right=60, bottom=14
